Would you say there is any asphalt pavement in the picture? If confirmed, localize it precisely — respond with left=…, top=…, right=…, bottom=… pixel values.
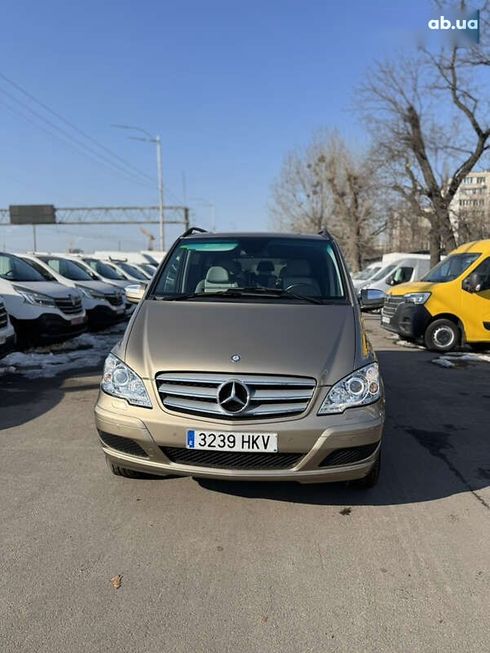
left=1, top=316, right=489, bottom=653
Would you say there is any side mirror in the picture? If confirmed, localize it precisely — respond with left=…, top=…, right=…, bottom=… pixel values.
left=360, top=288, right=386, bottom=311
left=125, top=283, right=145, bottom=304
left=462, top=273, right=482, bottom=294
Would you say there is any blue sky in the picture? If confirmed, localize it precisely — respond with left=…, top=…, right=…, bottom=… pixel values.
left=0, top=0, right=433, bottom=252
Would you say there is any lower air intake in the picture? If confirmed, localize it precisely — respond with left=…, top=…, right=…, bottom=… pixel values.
left=161, top=447, right=303, bottom=470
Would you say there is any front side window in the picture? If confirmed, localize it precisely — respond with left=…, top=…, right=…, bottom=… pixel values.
left=468, top=257, right=490, bottom=292
left=0, top=253, right=46, bottom=282
left=151, top=237, right=347, bottom=303
left=423, top=253, right=480, bottom=283
left=388, top=266, right=414, bottom=286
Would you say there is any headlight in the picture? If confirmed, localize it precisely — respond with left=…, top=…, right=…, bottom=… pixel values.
left=101, top=353, right=152, bottom=408
left=76, top=285, right=106, bottom=300
left=403, top=292, right=431, bottom=305
left=318, top=363, right=381, bottom=414
left=13, top=285, right=56, bottom=306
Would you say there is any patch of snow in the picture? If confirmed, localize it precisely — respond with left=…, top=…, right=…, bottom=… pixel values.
left=394, top=339, right=425, bottom=350
left=432, top=357, right=456, bottom=368
left=444, top=352, right=490, bottom=364
left=0, top=322, right=126, bottom=378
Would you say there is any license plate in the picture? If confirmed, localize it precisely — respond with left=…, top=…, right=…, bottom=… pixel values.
left=187, top=430, right=278, bottom=453
left=381, top=315, right=390, bottom=324
left=71, top=316, right=85, bottom=325
left=114, top=307, right=124, bottom=314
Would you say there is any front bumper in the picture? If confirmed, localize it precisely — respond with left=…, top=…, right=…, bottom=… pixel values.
left=0, top=333, right=16, bottom=358
left=94, top=391, right=384, bottom=483
left=12, top=313, right=87, bottom=343
left=381, top=301, right=431, bottom=339
left=87, top=304, right=126, bottom=328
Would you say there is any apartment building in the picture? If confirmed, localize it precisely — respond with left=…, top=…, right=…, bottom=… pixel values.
left=450, top=170, right=490, bottom=240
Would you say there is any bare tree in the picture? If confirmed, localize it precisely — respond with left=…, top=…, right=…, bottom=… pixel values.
left=360, top=19, right=490, bottom=265
left=270, top=132, right=385, bottom=271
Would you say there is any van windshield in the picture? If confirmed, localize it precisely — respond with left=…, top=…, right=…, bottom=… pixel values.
left=423, top=253, right=480, bottom=283
left=151, top=236, right=347, bottom=303
left=370, top=264, right=395, bottom=282
left=40, top=257, right=95, bottom=281
left=0, top=253, right=47, bottom=282
left=85, top=259, right=126, bottom=280
left=118, top=262, right=148, bottom=280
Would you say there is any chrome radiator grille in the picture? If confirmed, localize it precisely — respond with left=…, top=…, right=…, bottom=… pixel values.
left=155, top=372, right=316, bottom=420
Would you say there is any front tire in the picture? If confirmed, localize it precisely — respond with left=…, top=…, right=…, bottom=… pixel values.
left=424, top=319, right=459, bottom=352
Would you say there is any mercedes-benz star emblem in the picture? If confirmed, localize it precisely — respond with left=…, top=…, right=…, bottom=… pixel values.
left=217, top=380, right=250, bottom=414
left=231, top=354, right=241, bottom=363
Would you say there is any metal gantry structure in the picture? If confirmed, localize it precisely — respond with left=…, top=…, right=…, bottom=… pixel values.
left=0, top=205, right=189, bottom=228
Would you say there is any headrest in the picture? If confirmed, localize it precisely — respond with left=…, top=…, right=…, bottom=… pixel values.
left=205, top=266, right=230, bottom=284
left=257, top=260, right=274, bottom=273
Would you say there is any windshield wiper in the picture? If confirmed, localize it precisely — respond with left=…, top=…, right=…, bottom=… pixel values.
left=222, top=287, right=323, bottom=304
left=153, top=287, right=323, bottom=304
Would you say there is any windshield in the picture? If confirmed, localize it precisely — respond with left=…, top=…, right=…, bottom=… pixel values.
left=118, top=262, right=148, bottom=280
left=0, top=253, right=48, bottom=282
left=370, top=264, right=396, bottom=282
left=140, top=263, right=156, bottom=276
left=354, top=265, right=381, bottom=280
left=84, top=259, right=126, bottom=280
left=423, top=253, right=480, bottom=283
left=40, top=257, right=95, bottom=281
left=20, top=258, right=57, bottom=281
left=151, top=236, right=346, bottom=302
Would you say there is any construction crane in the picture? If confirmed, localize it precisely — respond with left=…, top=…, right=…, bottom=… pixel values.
left=140, top=226, right=156, bottom=250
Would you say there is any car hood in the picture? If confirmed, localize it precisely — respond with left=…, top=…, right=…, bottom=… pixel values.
left=123, top=300, right=357, bottom=385
left=102, top=278, right=131, bottom=289
left=388, top=281, right=434, bottom=296
left=13, top=281, right=82, bottom=299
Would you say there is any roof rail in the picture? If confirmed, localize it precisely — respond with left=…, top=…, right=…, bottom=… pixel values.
left=318, top=229, right=332, bottom=239
left=181, top=227, right=208, bottom=238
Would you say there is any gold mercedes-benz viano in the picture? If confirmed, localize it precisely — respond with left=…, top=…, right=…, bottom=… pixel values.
left=95, top=229, right=385, bottom=488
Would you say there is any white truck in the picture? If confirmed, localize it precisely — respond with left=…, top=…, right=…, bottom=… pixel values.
left=357, top=254, right=431, bottom=294
left=0, top=252, right=87, bottom=346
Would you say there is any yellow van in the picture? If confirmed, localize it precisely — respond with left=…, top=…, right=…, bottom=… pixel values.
left=381, top=239, right=490, bottom=352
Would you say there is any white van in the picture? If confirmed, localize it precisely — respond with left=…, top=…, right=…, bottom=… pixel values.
left=0, top=296, right=16, bottom=358
left=359, top=255, right=431, bottom=294
left=0, top=252, right=87, bottom=345
left=21, top=254, right=126, bottom=329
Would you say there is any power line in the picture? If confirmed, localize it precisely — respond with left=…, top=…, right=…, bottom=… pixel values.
left=0, top=72, right=156, bottom=186
left=0, top=71, right=184, bottom=204
left=0, top=86, right=157, bottom=191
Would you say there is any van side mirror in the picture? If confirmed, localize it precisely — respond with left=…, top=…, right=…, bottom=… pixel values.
left=125, top=283, right=145, bottom=304
left=360, top=288, right=386, bottom=311
left=462, top=273, right=483, bottom=293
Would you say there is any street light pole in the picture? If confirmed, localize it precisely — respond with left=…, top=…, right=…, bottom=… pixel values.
left=155, top=136, right=165, bottom=251
left=113, top=124, right=166, bottom=251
